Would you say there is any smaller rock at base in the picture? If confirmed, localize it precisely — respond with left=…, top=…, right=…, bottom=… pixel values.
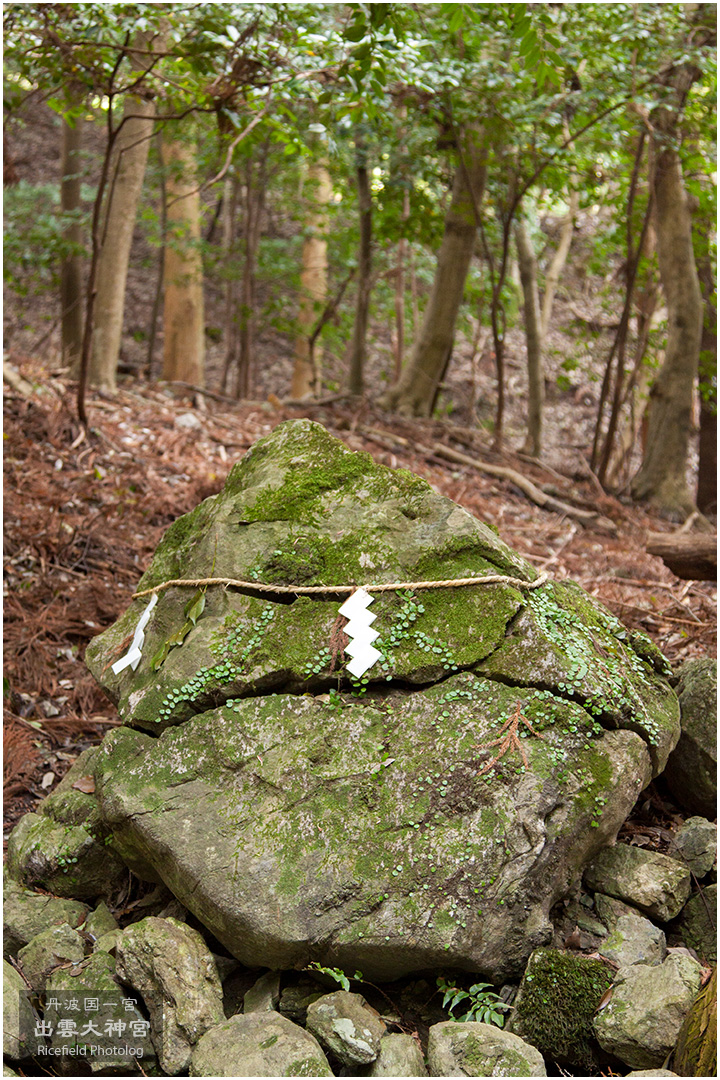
left=599, top=913, right=667, bottom=967
left=85, top=901, right=118, bottom=941
left=6, top=813, right=126, bottom=900
left=3, top=960, right=37, bottom=1060
left=584, top=845, right=691, bottom=922
left=367, top=1033, right=428, bottom=1076
left=17, top=924, right=85, bottom=994
left=3, top=874, right=88, bottom=959
left=190, top=1011, right=333, bottom=1076
left=626, top=1071, right=679, bottom=1077
left=243, top=970, right=281, bottom=1013
left=594, top=892, right=642, bottom=929
left=674, top=884, right=717, bottom=964
left=306, top=990, right=386, bottom=1067
left=427, top=1021, right=546, bottom=1077
left=664, top=658, right=716, bottom=818
left=672, top=817, right=717, bottom=878
left=4, top=1065, right=19, bottom=1076
left=278, top=980, right=324, bottom=1024
left=593, top=952, right=703, bottom=1069
left=115, top=916, right=224, bottom=1075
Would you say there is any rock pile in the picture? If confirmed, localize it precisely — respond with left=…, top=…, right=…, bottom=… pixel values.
left=4, top=421, right=715, bottom=1077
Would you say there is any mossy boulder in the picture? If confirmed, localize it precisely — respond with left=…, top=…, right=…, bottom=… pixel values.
left=510, top=947, right=613, bottom=1072
left=5, top=812, right=126, bottom=900
left=674, top=883, right=717, bottom=963
left=584, top=845, right=691, bottom=922
left=427, top=1021, right=546, bottom=1077
left=21, top=420, right=680, bottom=984
left=3, top=874, right=88, bottom=959
left=190, top=1011, right=333, bottom=1077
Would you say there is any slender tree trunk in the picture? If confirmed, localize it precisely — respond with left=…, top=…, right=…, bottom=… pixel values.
left=161, top=139, right=205, bottom=386
left=348, top=140, right=372, bottom=396
left=89, top=42, right=156, bottom=391
left=515, top=215, right=544, bottom=457
left=380, top=129, right=486, bottom=416
left=146, top=131, right=166, bottom=379
left=220, top=174, right=238, bottom=394
left=630, top=143, right=703, bottom=515
left=235, top=148, right=267, bottom=399
left=60, top=115, right=84, bottom=375
left=291, top=161, right=332, bottom=399
left=697, top=319, right=717, bottom=514
left=540, top=186, right=578, bottom=338
left=393, top=191, right=409, bottom=381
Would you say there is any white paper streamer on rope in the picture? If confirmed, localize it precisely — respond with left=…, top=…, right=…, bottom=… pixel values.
left=111, top=593, right=158, bottom=675
left=338, top=587, right=382, bottom=678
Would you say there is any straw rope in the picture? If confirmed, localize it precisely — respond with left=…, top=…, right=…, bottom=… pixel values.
left=133, top=570, right=550, bottom=600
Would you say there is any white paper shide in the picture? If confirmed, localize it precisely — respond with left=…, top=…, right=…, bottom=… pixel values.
left=338, top=588, right=382, bottom=678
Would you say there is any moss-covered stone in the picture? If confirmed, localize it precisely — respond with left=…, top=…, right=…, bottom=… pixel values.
left=664, top=658, right=717, bottom=817
left=5, top=813, right=126, bottom=901
left=94, top=674, right=651, bottom=982
left=427, top=1020, right=546, bottom=1076
left=510, top=948, right=612, bottom=1072
left=3, top=874, right=88, bottom=959
left=190, top=1012, right=333, bottom=1077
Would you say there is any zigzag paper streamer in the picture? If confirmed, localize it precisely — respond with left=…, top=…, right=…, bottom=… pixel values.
left=338, top=588, right=382, bottom=678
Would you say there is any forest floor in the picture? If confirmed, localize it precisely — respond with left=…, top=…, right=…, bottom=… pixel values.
left=3, top=358, right=716, bottom=842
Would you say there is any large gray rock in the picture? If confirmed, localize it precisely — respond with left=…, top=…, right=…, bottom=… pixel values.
left=305, top=990, right=386, bottom=1066
left=115, top=916, right=224, bottom=1074
left=664, top=658, right=716, bottom=817
left=593, top=952, right=703, bottom=1069
left=3, top=875, right=88, bottom=959
left=427, top=1021, right=546, bottom=1077
left=17, top=923, right=85, bottom=994
left=3, top=960, right=37, bottom=1060
left=626, top=1072, right=679, bottom=1077
left=599, top=913, right=667, bottom=968
left=672, top=816, right=717, bottom=878
left=243, top=970, right=281, bottom=1013
left=190, top=1012, right=333, bottom=1076
left=79, top=421, right=678, bottom=981
left=675, top=884, right=717, bottom=963
left=366, top=1032, right=429, bottom=1076
left=44, top=951, right=155, bottom=1074
left=584, top=845, right=691, bottom=922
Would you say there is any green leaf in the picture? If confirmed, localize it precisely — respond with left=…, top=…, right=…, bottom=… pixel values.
left=184, top=589, right=206, bottom=626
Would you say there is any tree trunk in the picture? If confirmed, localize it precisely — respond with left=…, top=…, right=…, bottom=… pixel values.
left=670, top=968, right=716, bottom=1077
left=393, top=188, right=409, bottom=381
left=291, top=161, right=332, bottom=399
left=161, top=139, right=205, bottom=386
left=646, top=531, right=716, bottom=581
left=235, top=148, right=267, bottom=399
left=380, top=130, right=486, bottom=417
left=348, top=140, right=372, bottom=396
left=630, top=142, right=703, bottom=516
left=515, top=215, right=544, bottom=457
left=60, top=115, right=84, bottom=375
left=220, top=174, right=238, bottom=394
left=540, top=186, right=578, bottom=339
left=89, top=47, right=156, bottom=391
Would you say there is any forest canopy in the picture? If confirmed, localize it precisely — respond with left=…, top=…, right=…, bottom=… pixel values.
left=3, top=2, right=717, bottom=517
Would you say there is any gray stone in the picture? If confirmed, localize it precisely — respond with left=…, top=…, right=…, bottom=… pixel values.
left=243, top=970, right=281, bottom=1013
left=368, top=1033, right=428, bottom=1076
left=6, top=812, right=126, bottom=900
left=599, top=913, right=667, bottom=967
left=626, top=1072, right=679, bottom=1077
left=278, top=981, right=324, bottom=1024
left=584, top=845, right=691, bottom=922
left=427, top=1021, right=546, bottom=1077
left=44, top=951, right=155, bottom=1074
left=115, top=916, right=224, bottom=1074
left=17, top=923, right=85, bottom=994
left=306, top=990, right=386, bottom=1066
left=85, top=901, right=118, bottom=941
left=3, top=960, right=36, bottom=1060
left=94, top=929, right=122, bottom=953
left=672, top=816, right=717, bottom=878
left=190, top=1011, right=333, bottom=1076
left=84, top=421, right=679, bottom=981
left=3, top=874, right=88, bottom=959
left=675, top=883, right=716, bottom=963
left=4, top=1066, right=19, bottom=1076
left=594, top=892, right=642, bottom=928
left=664, top=658, right=716, bottom=817
left=37, top=748, right=103, bottom=831
left=593, top=952, right=704, bottom=1069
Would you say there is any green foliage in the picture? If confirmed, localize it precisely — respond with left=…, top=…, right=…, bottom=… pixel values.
left=305, top=962, right=363, bottom=992
left=437, top=976, right=510, bottom=1027
left=3, top=181, right=88, bottom=296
